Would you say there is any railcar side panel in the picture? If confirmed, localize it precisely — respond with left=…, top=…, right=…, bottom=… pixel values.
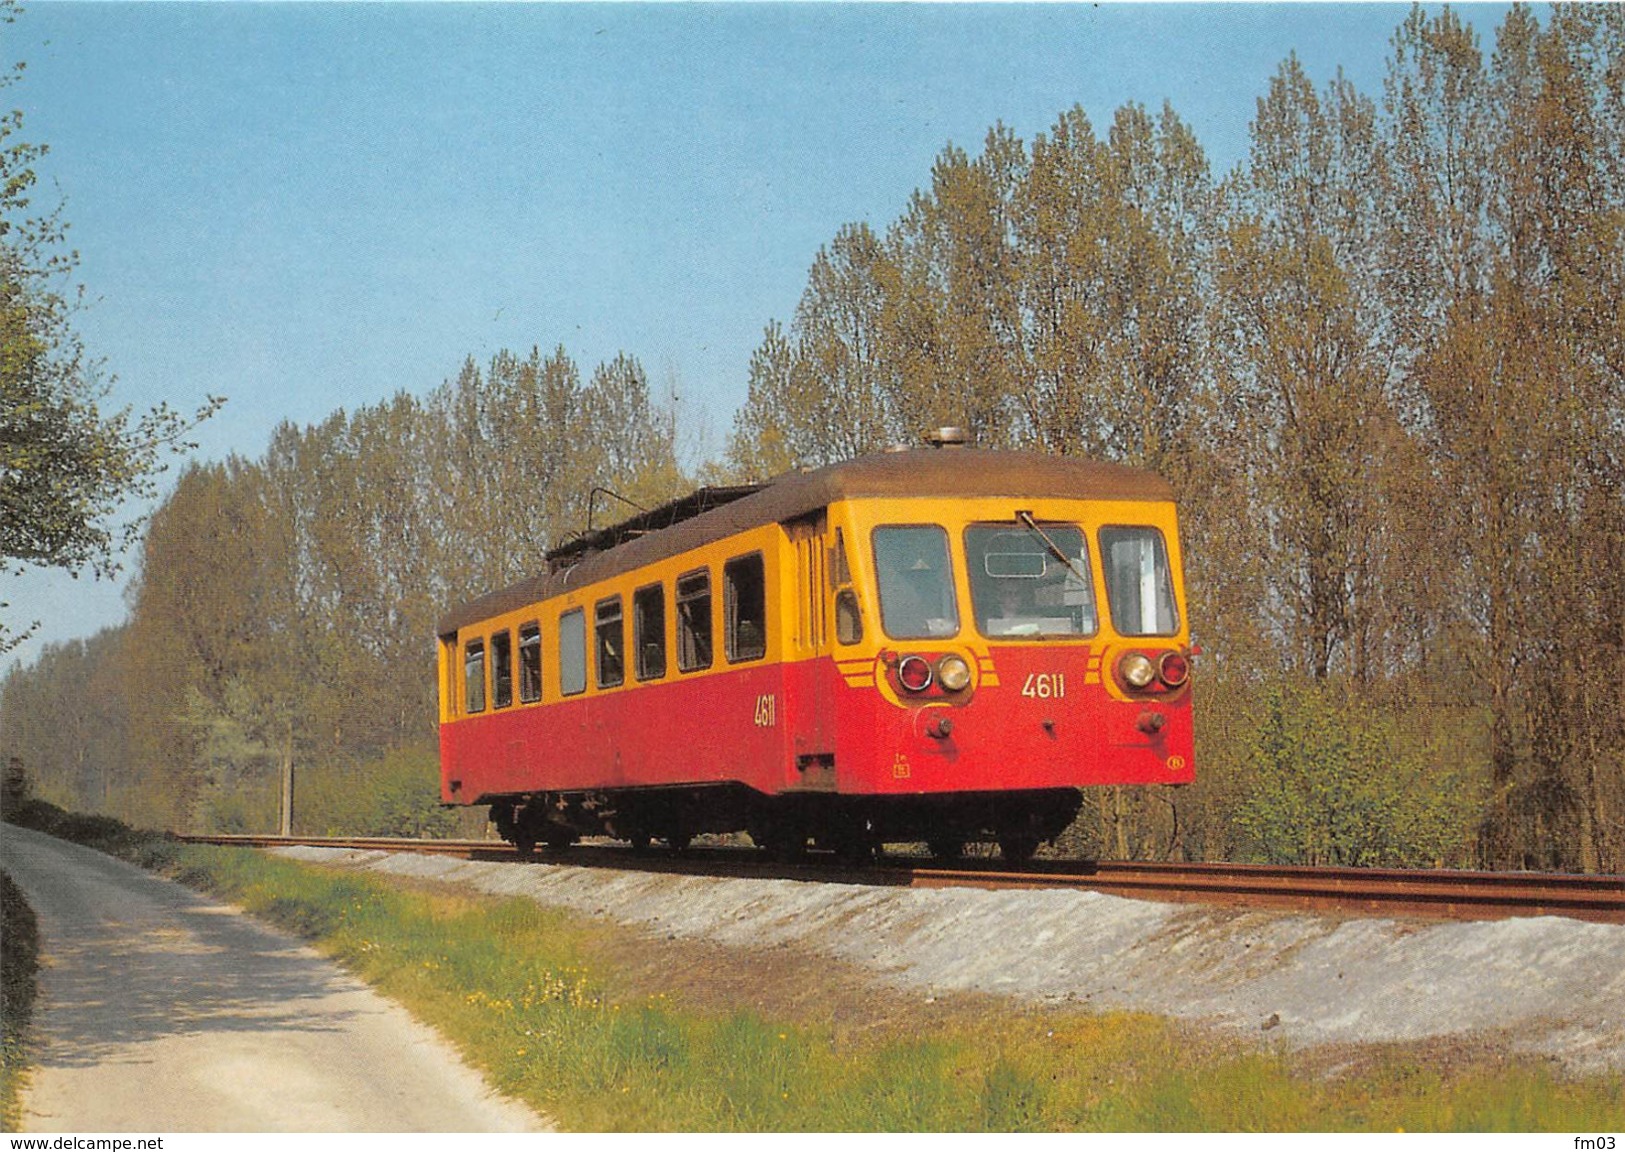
left=442, top=664, right=795, bottom=801
left=442, top=645, right=1191, bottom=802
left=436, top=447, right=1197, bottom=854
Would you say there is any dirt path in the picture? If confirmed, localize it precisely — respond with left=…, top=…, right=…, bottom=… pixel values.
left=0, top=825, right=546, bottom=1132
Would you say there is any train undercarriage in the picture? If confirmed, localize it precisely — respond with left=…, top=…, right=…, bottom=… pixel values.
left=485, top=782, right=1083, bottom=865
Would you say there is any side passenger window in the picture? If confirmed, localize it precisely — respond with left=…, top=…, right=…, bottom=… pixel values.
left=463, top=639, right=486, bottom=714
left=725, top=553, right=767, bottom=663
left=634, top=583, right=665, bottom=681
left=491, top=630, right=513, bottom=709
left=518, top=622, right=542, bottom=703
left=595, top=597, right=625, bottom=688
left=559, top=609, right=587, bottom=696
left=676, top=570, right=712, bottom=672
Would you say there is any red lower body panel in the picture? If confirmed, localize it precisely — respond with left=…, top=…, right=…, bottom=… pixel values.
left=440, top=644, right=1193, bottom=807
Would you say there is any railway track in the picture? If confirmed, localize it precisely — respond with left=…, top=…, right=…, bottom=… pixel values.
left=176, top=834, right=1625, bottom=925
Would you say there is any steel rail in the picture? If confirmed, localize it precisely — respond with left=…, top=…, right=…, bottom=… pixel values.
left=175, top=834, right=1625, bottom=925
left=180, top=834, right=504, bottom=856
left=907, top=859, right=1625, bottom=924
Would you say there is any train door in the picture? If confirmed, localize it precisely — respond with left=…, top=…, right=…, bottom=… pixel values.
left=784, top=512, right=836, bottom=790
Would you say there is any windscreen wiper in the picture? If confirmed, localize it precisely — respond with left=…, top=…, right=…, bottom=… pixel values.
left=1015, top=511, right=1090, bottom=585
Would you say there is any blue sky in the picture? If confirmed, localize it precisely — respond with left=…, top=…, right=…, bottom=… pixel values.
left=3, top=2, right=1510, bottom=669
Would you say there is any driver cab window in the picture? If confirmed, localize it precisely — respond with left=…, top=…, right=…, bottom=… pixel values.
left=1100, top=526, right=1179, bottom=636
left=872, top=525, right=958, bottom=640
left=965, top=523, right=1097, bottom=638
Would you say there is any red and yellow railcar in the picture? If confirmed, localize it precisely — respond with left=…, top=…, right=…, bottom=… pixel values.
left=437, top=434, right=1194, bottom=862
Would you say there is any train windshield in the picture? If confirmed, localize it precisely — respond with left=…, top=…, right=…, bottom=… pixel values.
left=966, top=523, right=1097, bottom=638
left=873, top=526, right=959, bottom=639
left=1100, top=527, right=1179, bottom=636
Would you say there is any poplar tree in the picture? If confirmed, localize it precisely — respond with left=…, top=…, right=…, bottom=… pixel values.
left=729, top=224, right=900, bottom=475
left=1211, top=57, right=1395, bottom=683
left=1017, top=103, right=1208, bottom=469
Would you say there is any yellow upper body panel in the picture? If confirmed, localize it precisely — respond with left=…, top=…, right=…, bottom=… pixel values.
left=440, top=489, right=1187, bottom=725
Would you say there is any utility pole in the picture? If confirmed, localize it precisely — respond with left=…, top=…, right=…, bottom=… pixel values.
left=278, top=720, right=294, bottom=837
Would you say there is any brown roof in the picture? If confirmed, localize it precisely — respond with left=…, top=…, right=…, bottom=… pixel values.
left=437, top=447, right=1173, bottom=636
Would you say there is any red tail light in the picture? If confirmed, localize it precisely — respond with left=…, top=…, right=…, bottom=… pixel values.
left=897, top=655, right=934, bottom=693
left=1158, top=652, right=1189, bottom=688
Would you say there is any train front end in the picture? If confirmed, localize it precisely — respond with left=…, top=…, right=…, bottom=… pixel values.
left=809, top=482, right=1194, bottom=858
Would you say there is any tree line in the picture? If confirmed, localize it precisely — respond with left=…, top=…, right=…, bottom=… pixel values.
left=728, top=5, right=1625, bottom=871
left=5, top=5, right=1623, bottom=870
left=4, top=350, right=683, bottom=833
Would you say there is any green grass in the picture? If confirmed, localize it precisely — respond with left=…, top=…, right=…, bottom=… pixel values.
left=166, top=845, right=1625, bottom=1132
left=11, top=804, right=1625, bottom=1132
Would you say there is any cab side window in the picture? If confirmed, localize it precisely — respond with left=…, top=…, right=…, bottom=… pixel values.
left=832, top=527, right=864, bottom=645
left=463, top=639, right=486, bottom=714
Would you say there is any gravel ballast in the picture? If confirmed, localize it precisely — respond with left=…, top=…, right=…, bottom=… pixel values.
left=277, top=846, right=1625, bottom=1074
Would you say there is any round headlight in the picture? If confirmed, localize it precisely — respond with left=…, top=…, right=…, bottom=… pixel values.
left=897, top=654, right=934, bottom=692
left=1119, top=652, right=1157, bottom=689
left=937, top=654, right=972, bottom=692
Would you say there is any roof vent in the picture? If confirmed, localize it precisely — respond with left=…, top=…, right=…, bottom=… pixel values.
left=924, top=427, right=969, bottom=449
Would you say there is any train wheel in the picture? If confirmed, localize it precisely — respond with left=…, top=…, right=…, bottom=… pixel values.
left=926, top=839, right=965, bottom=862
left=513, top=832, right=537, bottom=859
left=824, top=824, right=876, bottom=867
left=764, top=837, right=808, bottom=863
left=998, top=836, right=1039, bottom=866
left=776, top=837, right=809, bottom=862
left=753, top=820, right=808, bottom=862
left=666, top=832, right=692, bottom=853
left=835, top=841, right=873, bottom=866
